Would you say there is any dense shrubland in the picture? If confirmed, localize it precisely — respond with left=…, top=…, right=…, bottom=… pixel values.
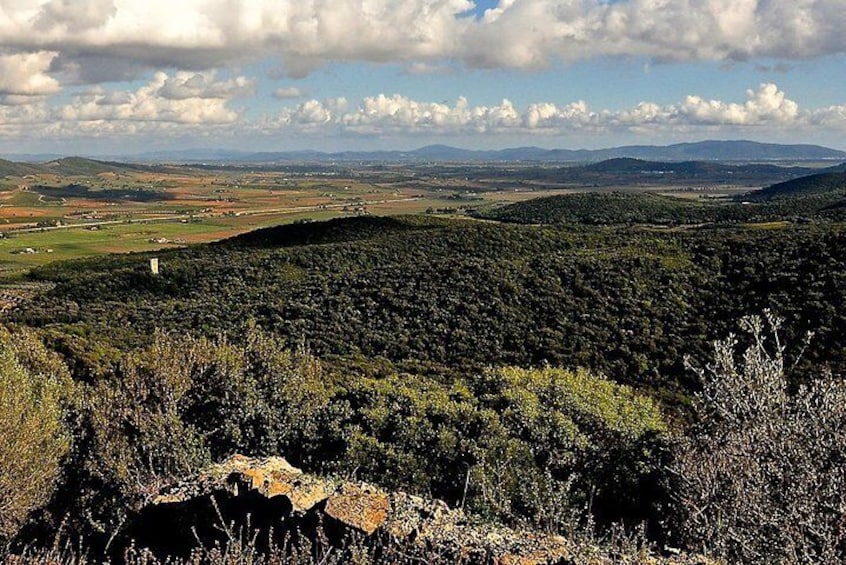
left=477, top=171, right=846, bottom=226
left=0, top=325, right=670, bottom=554
left=13, top=217, right=846, bottom=398
left=3, top=314, right=845, bottom=563
left=476, top=190, right=846, bottom=226
left=3, top=215, right=846, bottom=562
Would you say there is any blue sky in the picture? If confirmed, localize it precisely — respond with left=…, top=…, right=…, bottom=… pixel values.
left=0, top=0, right=845, bottom=155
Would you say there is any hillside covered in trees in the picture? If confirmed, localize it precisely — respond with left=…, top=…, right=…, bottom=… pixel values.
left=476, top=170, right=846, bottom=226
left=4, top=211, right=846, bottom=563
left=11, top=215, right=846, bottom=393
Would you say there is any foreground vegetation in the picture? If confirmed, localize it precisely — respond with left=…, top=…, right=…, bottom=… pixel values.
left=2, top=311, right=843, bottom=564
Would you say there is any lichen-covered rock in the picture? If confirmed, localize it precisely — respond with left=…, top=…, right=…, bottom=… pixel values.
left=324, top=483, right=389, bottom=535
left=151, top=454, right=337, bottom=513
left=142, top=455, right=574, bottom=563
left=384, top=491, right=456, bottom=539
left=138, top=455, right=711, bottom=565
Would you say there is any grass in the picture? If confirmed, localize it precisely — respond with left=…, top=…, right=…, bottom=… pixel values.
left=0, top=213, right=355, bottom=272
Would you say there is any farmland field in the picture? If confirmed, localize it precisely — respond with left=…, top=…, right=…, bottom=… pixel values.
left=2, top=157, right=811, bottom=274
left=0, top=162, right=492, bottom=273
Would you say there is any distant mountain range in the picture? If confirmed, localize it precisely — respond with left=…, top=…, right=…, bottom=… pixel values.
left=4, top=140, right=844, bottom=165
left=0, top=142, right=844, bottom=178
left=114, top=140, right=846, bottom=164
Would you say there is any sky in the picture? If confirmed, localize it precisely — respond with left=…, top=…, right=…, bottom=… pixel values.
left=0, top=0, right=845, bottom=156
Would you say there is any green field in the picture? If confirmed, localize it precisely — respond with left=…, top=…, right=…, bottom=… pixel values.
left=0, top=212, right=352, bottom=272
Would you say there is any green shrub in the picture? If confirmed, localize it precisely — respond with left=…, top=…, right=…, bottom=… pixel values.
left=82, top=325, right=337, bottom=518
left=339, top=365, right=670, bottom=532
left=84, top=331, right=209, bottom=508
left=343, top=374, right=500, bottom=500
left=74, top=327, right=670, bottom=540
left=0, top=328, right=74, bottom=543
left=472, top=366, right=670, bottom=529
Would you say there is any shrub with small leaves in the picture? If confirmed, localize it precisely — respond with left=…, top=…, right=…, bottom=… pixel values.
left=672, top=312, right=846, bottom=564
left=0, top=327, right=74, bottom=543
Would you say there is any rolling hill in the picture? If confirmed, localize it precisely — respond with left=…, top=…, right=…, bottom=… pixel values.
left=0, top=159, right=49, bottom=177
left=42, top=157, right=161, bottom=176
left=744, top=171, right=846, bottom=201
left=477, top=192, right=712, bottom=225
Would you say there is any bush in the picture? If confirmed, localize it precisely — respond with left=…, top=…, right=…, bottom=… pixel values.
left=0, top=327, right=73, bottom=543
left=85, top=332, right=209, bottom=500
left=672, top=312, right=846, bottom=563
left=343, top=373, right=499, bottom=502
left=472, top=366, right=670, bottom=530
left=82, top=325, right=337, bottom=528
left=75, top=328, right=670, bottom=541
left=285, top=364, right=671, bottom=533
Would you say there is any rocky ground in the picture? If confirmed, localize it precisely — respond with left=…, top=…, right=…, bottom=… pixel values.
left=126, top=455, right=718, bottom=565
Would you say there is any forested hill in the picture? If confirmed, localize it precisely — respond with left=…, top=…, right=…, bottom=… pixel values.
left=0, top=158, right=48, bottom=176
left=0, top=156, right=163, bottom=176
left=42, top=157, right=160, bottom=176
left=476, top=192, right=713, bottom=225
left=474, top=189, right=846, bottom=225
left=14, top=215, right=846, bottom=393
left=478, top=169, right=846, bottom=225
left=744, top=171, right=846, bottom=201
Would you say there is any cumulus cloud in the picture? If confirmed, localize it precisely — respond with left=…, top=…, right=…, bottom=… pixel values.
left=32, top=0, right=117, bottom=33
left=0, top=51, right=60, bottom=96
left=0, top=0, right=843, bottom=83
left=157, top=72, right=254, bottom=100
left=339, top=94, right=521, bottom=133
left=59, top=71, right=244, bottom=126
left=2, top=81, right=846, bottom=144
left=258, top=83, right=834, bottom=138
left=679, top=84, right=800, bottom=125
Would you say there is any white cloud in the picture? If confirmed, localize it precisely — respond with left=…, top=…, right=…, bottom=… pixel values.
left=0, top=51, right=60, bottom=96
left=0, top=81, right=844, bottom=145
left=58, top=71, right=244, bottom=126
left=272, top=86, right=306, bottom=100
left=679, top=84, right=800, bottom=125
left=258, top=83, right=822, bottom=137
left=157, top=71, right=254, bottom=100
left=32, top=0, right=117, bottom=33
left=0, top=0, right=843, bottom=83
left=339, top=94, right=521, bottom=133
left=272, top=97, right=347, bottom=132
left=808, top=104, right=846, bottom=129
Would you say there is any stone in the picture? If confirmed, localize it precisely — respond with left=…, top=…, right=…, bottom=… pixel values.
left=324, top=483, right=390, bottom=535
left=140, top=455, right=705, bottom=564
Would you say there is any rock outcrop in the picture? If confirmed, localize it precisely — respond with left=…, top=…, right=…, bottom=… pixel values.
left=136, top=454, right=572, bottom=563
left=131, top=455, right=716, bottom=565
